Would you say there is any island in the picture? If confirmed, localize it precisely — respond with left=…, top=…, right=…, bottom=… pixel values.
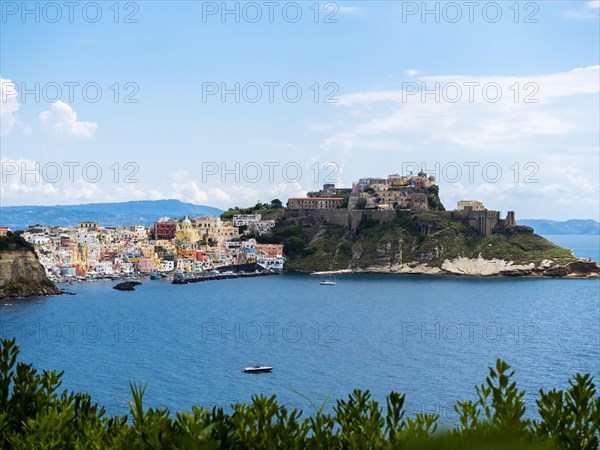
left=3, top=171, right=599, bottom=285
left=250, top=174, right=600, bottom=278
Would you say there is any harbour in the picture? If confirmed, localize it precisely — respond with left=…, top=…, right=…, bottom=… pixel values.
left=1, top=235, right=598, bottom=424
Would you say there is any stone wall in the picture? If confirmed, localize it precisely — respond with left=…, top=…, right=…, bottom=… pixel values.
left=283, top=208, right=396, bottom=231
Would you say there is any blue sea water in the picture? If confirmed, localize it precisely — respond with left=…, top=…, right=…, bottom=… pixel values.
left=0, top=235, right=598, bottom=424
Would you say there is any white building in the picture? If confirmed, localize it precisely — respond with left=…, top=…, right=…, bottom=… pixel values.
left=23, top=233, right=50, bottom=245
left=95, top=261, right=114, bottom=275
left=75, top=231, right=98, bottom=245
left=248, top=220, right=276, bottom=236
left=134, top=225, right=147, bottom=239
left=233, top=214, right=261, bottom=227
left=159, top=260, right=175, bottom=272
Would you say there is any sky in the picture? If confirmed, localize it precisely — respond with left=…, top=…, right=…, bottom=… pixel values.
left=1, top=0, right=599, bottom=220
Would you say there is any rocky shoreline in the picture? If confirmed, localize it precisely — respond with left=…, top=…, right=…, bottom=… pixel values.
left=0, top=250, right=62, bottom=300
left=347, top=257, right=600, bottom=278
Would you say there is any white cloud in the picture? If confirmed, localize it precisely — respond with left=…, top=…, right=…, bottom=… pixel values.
left=39, top=101, right=97, bottom=139
left=338, top=6, right=364, bottom=15
left=169, top=171, right=231, bottom=205
left=170, top=179, right=209, bottom=204
left=337, top=66, right=600, bottom=106
left=117, top=185, right=165, bottom=200
left=268, top=182, right=305, bottom=200
left=564, top=1, right=600, bottom=19
left=319, top=66, right=600, bottom=219
left=0, top=157, right=60, bottom=196
left=1, top=78, right=20, bottom=136
left=61, top=180, right=103, bottom=200
left=405, top=69, right=422, bottom=77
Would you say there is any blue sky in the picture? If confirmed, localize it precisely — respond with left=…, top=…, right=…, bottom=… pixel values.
left=1, top=1, right=599, bottom=220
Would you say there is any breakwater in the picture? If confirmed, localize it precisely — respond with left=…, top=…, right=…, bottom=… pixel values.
left=172, top=271, right=280, bottom=285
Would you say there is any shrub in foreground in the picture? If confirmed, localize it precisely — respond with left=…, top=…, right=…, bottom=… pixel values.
left=0, top=338, right=598, bottom=449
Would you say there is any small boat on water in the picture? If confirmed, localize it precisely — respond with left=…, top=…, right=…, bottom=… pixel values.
left=243, top=366, right=273, bottom=373
left=320, top=244, right=340, bottom=285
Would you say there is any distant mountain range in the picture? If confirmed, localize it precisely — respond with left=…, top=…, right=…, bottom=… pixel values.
left=0, top=200, right=223, bottom=230
left=518, top=219, right=600, bottom=235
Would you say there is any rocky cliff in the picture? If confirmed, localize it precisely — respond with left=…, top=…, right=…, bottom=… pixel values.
left=0, top=236, right=61, bottom=299
left=258, top=210, right=600, bottom=278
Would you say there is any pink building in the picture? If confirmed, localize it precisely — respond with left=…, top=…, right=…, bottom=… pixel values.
left=138, top=258, right=157, bottom=273
left=255, top=244, right=284, bottom=258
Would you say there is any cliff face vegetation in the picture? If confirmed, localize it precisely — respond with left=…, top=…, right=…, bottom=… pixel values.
left=258, top=210, right=599, bottom=277
left=0, top=234, right=61, bottom=299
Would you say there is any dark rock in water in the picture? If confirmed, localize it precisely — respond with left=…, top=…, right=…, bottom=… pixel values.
left=543, top=260, right=600, bottom=278
left=113, top=281, right=141, bottom=291
left=565, top=260, right=600, bottom=276
left=500, top=267, right=533, bottom=276
left=543, top=266, right=569, bottom=277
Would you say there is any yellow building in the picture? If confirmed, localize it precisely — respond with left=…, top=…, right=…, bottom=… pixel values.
left=377, top=190, right=411, bottom=208
left=216, top=225, right=239, bottom=240
left=457, top=200, right=485, bottom=211
left=77, top=221, right=99, bottom=231
left=175, top=216, right=201, bottom=245
left=370, top=183, right=389, bottom=191
left=140, top=245, right=155, bottom=258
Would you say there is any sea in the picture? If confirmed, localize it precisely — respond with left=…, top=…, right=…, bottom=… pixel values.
left=1, top=235, right=598, bottom=425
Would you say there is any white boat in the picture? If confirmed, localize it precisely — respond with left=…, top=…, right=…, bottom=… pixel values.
left=256, top=254, right=285, bottom=271
left=243, top=365, right=273, bottom=373
left=320, top=244, right=340, bottom=285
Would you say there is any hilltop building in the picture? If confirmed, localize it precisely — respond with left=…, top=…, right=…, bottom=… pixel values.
left=77, top=221, right=99, bottom=231
left=456, top=200, right=516, bottom=236
left=457, top=200, right=485, bottom=212
left=287, top=197, right=345, bottom=210
left=287, top=171, right=438, bottom=212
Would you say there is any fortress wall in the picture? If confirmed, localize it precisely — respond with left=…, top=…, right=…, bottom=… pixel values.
left=283, top=209, right=396, bottom=231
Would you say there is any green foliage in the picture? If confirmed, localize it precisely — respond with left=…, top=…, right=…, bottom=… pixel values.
left=282, top=237, right=306, bottom=257
left=0, top=232, right=34, bottom=252
left=270, top=199, right=283, bottom=209
left=427, top=185, right=439, bottom=195
left=356, top=197, right=367, bottom=210
left=475, top=234, right=575, bottom=266
left=252, top=202, right=576, bottom=272
left=2, top=341, right=597, bottom=449
left=220, top=201, right=281, bottom=220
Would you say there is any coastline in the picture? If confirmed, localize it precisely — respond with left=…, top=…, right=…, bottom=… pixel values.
left=303, top=257, right=600, bottom=279
left=3, top=256, right=598, bottom=302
